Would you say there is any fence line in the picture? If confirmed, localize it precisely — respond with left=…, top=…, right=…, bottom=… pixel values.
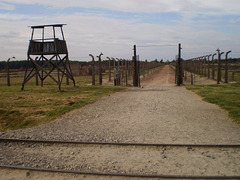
left=184, top=49, right=240, bottom=84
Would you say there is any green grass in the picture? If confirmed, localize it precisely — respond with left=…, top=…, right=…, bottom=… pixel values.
left=186, top=84, right=240, bottom=125
left=197, top=69, right=240, bottom=83
left=0, top=72, right=93, bottom=86
left=0, top=84, right=125, bottom=131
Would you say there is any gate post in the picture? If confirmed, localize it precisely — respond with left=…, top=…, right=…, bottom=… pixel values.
left=133, top=45, right=138, bottom=87
left=176, top=43, right=183, bottom=86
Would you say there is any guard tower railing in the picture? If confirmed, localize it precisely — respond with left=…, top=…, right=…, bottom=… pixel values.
left=28, top=38, right=68, bottom=55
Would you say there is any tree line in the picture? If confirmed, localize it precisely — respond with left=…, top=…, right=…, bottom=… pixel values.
left=0, top=59, right=165, bottom=70
left=0, top=60, right=87, bottom=70
left=1, top=58, right=238, bottom=70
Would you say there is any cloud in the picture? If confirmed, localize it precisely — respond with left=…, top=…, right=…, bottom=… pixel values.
left=0, top=1, right=240, bottom=61
left=1, top=11, right=239, bottom=61
left=4, top=0, right=240, bottom=15
left=0, top=13, right=42, bottom=21
left=0, top=2, right=15, bottom=10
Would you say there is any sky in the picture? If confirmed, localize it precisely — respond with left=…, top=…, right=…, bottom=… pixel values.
left=0, top=0, right=240, bottom=61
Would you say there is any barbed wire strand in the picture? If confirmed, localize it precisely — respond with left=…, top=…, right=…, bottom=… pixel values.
left=137, top=44, right=177, bottom=48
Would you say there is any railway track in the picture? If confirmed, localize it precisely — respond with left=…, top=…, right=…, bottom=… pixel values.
left=1, top=138, right=240, bottom=147
left=0, top=138, right=240, bottom=179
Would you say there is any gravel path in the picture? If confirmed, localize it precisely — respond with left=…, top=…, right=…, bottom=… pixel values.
left=0, top=65, right=240, bottom=179
left=1, top=65, right=239, bottom=144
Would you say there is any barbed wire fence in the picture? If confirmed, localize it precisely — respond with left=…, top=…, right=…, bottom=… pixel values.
left=183, top=49, right=240, bottom=85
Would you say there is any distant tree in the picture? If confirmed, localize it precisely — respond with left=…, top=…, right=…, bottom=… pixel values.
left=151, top=59, right=158, bottom=63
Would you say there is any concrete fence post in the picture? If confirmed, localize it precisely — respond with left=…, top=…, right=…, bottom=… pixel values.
left=216, top=49, right=224, bottom=84
left=89, top=54, right=95, bottom=85
left=204, top=56, right=207, bottom=77
left=225, top=51, right=231, bottom=83
left=107, top=57, right=111, bottom=82
left=212, top=53, right=217, bottom=80
left=97, top=52, right=103, bottom=85
left=207, top=54, right=212, bottom=79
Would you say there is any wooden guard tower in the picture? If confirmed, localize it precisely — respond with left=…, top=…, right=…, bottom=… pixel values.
left=21, top=24, right=75, bottom=91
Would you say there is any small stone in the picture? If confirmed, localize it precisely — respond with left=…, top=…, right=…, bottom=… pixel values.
left=26, top=171, right=30, bottom=177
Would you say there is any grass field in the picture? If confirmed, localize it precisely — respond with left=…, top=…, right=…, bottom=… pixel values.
left=0, top=75, right=125, bottom=131
left=0, top=71, right=93, bottom=86
left=187, top=83, right=240, bottom=125
left=220, top=70, right=240, bottom=83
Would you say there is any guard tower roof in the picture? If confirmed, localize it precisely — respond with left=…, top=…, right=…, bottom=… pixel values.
left=30, top=24, right=67, bottom=29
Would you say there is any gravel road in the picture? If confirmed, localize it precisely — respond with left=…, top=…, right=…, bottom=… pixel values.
left=0, top=65, right=240, bottom=179
left=1, top=66, right=239, bottom=144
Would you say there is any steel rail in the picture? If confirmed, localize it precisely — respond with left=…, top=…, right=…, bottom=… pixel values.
left=1, top=138, right=240, bottom=148
left=0, top=164, right=239, bottom=179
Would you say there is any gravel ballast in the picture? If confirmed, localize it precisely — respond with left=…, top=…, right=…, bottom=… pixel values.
left=1, top=142, right=239, bottom=176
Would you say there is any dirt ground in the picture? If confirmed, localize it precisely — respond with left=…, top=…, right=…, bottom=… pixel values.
left=0, top=65, right=240, bottom=179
